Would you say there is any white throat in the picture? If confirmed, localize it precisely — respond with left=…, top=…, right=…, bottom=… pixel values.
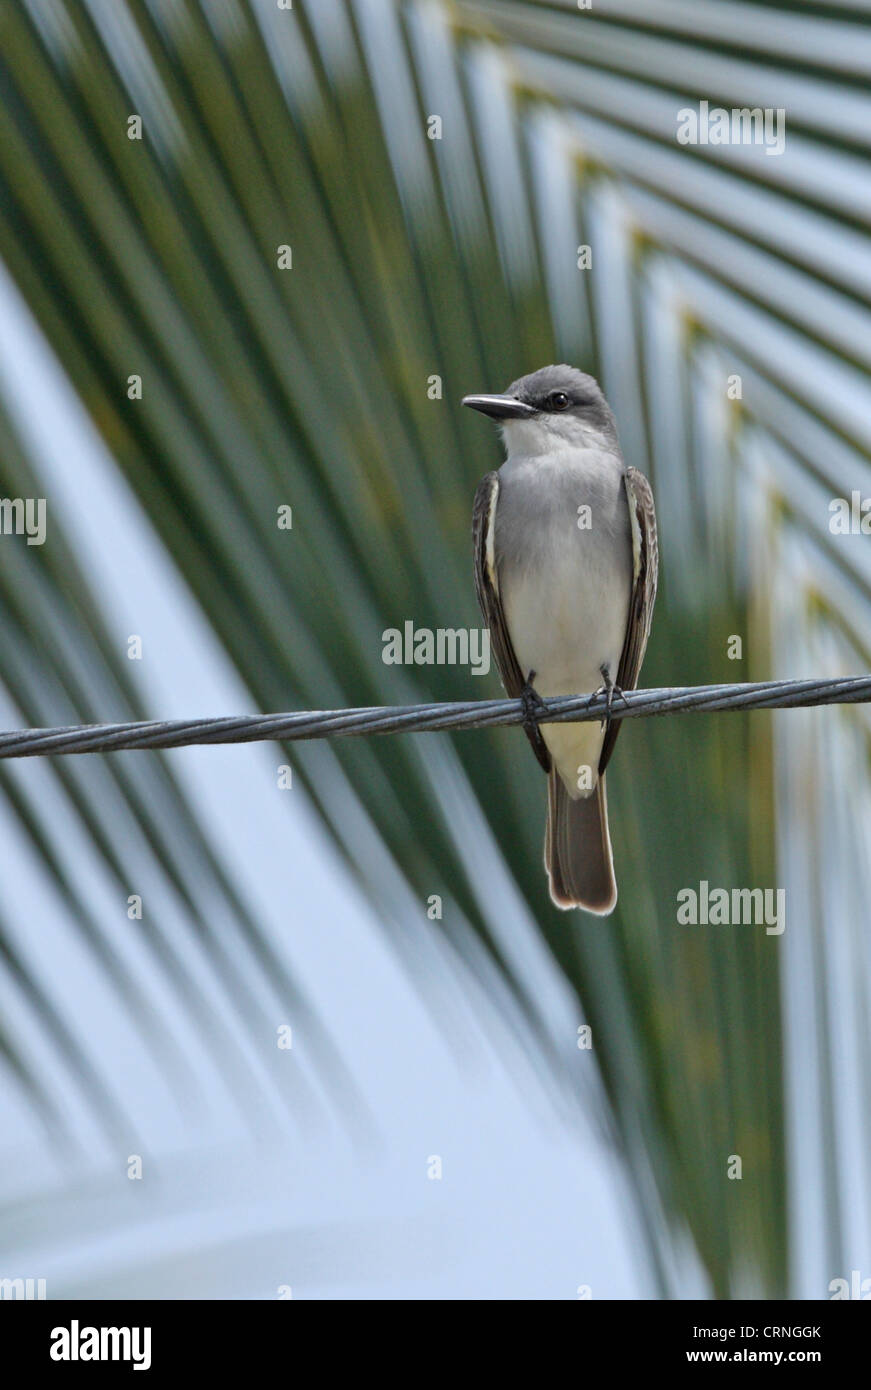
left=500, top=415, right=603, bottom=458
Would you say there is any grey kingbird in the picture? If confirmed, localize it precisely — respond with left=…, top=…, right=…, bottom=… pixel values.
left=464, top=365, right=658, bottom=914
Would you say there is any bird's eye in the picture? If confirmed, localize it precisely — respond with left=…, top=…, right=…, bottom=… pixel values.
left=548, top=391, right=570, bottom=411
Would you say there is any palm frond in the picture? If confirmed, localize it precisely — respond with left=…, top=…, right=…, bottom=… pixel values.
left=1, top=0, right=870, bottom=1296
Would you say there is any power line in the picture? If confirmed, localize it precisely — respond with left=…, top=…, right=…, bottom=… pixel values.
left=0, top=675, right=868, bottom=760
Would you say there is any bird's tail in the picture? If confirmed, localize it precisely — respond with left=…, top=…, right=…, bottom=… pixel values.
left=545, top=771, right=617, bottom=915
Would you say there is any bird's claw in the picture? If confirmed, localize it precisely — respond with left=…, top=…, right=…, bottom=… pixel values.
left=520, top=669, right=548, bottom=739
left=587, top=664, right=629, bottom=726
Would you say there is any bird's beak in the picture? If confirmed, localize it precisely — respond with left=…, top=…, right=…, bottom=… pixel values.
left=462, top=394, right=536, bottom=420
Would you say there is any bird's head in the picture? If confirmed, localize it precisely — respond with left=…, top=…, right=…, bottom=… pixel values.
left=462, top=364, right=616, bottom=453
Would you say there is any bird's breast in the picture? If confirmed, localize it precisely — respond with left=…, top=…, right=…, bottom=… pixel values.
left=495, top=449, right=633, bottom=790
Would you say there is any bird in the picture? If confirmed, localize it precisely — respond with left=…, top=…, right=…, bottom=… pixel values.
left=463, top=364, right=658, bottom=914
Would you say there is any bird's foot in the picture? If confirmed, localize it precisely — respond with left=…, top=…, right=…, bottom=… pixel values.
left=520, top=669, right=548, bottom=740
left=587, top=664, right=629, bottom=726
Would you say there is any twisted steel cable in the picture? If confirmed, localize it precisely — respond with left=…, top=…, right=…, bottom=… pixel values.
left=0, top=675, right=868, bottom=759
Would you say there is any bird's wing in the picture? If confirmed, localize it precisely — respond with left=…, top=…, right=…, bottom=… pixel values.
left=473, top=471, right=551, bottom=773
left=598, top=466, right=658, bottom=775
